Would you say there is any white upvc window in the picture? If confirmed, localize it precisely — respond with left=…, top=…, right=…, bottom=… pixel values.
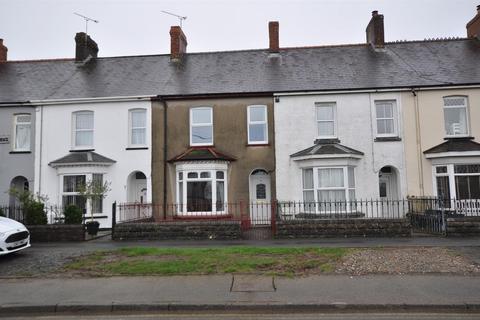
left=12, top=114, right=31, bottom=151
left=62, top=173, right=104, bottom=214
left=190, top=107, right=213, bottom=146
left=176, top=167, right=227, bottom=215
left=443, top=96, right=469, bottom=137
left=375, top=100, right=397, bottom=136
left=72, top=111, right=94, bottom=149
left=128, top=109, right=147, bottom=147
left=247, top=105, right=268, bottom=144
left=302, top=166, right=356, bottom=212
left=433, top=164, right=480, bottom=201
left=315, top=102, right=336, bottom=138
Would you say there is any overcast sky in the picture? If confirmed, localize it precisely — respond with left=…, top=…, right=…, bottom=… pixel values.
left=1, top=0, right=478, bottom=60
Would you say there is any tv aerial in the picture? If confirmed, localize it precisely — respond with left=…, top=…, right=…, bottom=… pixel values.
left=161, top=10, right=187, bottom=28
left=74, top=12, right=99, bottom=36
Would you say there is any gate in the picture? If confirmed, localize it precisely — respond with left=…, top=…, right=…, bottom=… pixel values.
left=408, top=198, right=446, bottom=235
left=240, top=201, right=276, bottom=240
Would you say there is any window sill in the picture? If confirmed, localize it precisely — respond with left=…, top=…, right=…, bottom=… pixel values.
left=70, top=149, right=95, bottom=152
left=374, top=136, right=401, bottom=142
left=9, top=151, right=31, bottom=154
left=444, top=136, right=474, bottom=141
left=83, top=215, right=108, bottom=220
left=247, top=143, right=270, bottom=147
left=126, top=147, right=149, bottom=150
left=314, top=138, right=340, bottom=144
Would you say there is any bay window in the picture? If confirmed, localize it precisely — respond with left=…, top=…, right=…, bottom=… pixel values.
left=434, top=164, right=480, bottom=201
left=443, top=96, right=469, bottom=137
left=302, top=166, right=356, bottom=212
left=13, top=114, right=31, bottom=151
left=62, top=173, right=104, bottom=214
left=176, top=165, right=227, bottom=215
left=72, top=111, right=94, bottom=148
left=190, top=107, right=213, bottom=146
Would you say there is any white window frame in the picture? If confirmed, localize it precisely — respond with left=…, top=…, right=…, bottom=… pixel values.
left=315, top=102, right=337, bottom=139
left=72, top=111, right=94, bottom=149
left=12, top=113, right=31, bottom=152
left=247, top=105, right=268, bottom=144
left=375, top=100, right=398, bottom=137
left=443, top=96, right=470, bottom=138
left=128, top=108, right=147, bottom=147
left=61, top=173, right=104, bottom=215
left=190, top=107, right=213, bottom=146
left=176, top=163, right=228, bottom=215
left=302, top=166, right=355, bottom=213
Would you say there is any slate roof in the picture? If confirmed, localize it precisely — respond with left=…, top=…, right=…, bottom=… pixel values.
left=423, top=137, right=480, bottom=154
left=1, top=38, right=480, bottom=103
left=291, top=142, right=364, bottom=158
left=169, top=147, right=236, bottom=162
left=49, top=151, right=116, bottom=166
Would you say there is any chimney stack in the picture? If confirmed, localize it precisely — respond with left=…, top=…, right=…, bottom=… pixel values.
left=467, top=5, right=480, bottom=39
left=269, top=21, right=279, bottom=53
left=75, top=32, right=98, bottom=62
left=366, top=10, right=385, bottom=48
left=170, top=26, right=187, bottom=62
left=0, top=39, right=8, bottom=62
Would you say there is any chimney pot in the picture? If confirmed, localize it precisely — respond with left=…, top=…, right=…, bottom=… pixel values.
left=269, top=21, right=279, bottom=53
left=170, top=26, right=188, bottom=62
left=467, top=5, right=480, bottom=38
left=366, top=10, right=385, bottom=48
left=75, top=32, right=98, bottom=62
left=0, top=38, right=8, bottom=62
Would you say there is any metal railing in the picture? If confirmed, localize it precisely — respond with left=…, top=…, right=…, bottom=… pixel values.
left=0, top=205, right=75, bottom=225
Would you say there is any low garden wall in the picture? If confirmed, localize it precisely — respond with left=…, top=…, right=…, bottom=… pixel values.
left=113, top=221, right=242, bottom=240
left=27, top=225, right=85, bottom=242
left=446, top=217, right=480, bottom=237
left=276, top=219, right=411, bottom=238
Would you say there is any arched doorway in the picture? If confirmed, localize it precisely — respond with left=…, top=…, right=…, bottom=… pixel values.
left=9, top=176, right=29, bottom=207
left=127, top=171, right=147, bottom=203
left=249, top=169, right=271, bottom=225
left=378, top=166, right=399, bottom=200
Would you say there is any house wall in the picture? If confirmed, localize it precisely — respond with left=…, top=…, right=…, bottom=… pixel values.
left=274, top=92, right=407, bottom=201
left=402, top=88, right=480, bottom=197
left=34, top=100, right=152, bottom=228
left=151, top=96, right=275, bottom=219
left=0, top=106, right=35, bottom=204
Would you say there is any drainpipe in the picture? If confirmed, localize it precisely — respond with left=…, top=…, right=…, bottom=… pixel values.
left=412, top=89, right=424, bottom=196
left=160, top=97, right=168, bottom=220
left=38, top=105, right=44, bottom=195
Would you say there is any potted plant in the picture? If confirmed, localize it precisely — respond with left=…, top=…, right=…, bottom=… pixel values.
left=78, top=179, right=111, bottom=236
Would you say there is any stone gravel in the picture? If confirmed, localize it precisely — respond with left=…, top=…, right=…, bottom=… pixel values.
left=336, top=247, right=480, bottom=275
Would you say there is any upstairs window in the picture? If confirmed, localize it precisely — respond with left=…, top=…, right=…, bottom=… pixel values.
left=247, top=105, right=268, bottom=144
left=375, top=100, right=397, bottom=136
left=316, top=102, right=336, bottom=138
left=129, top=109, right=147, bottom=146
left=73, top=111, right=94, bottom=148
left=13, top=114, right=31, bottom=151
left=190, top=107, right=213, bottom=146
left=444, top=96, right=469, bottom=137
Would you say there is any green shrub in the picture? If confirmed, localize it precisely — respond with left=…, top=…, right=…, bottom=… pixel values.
left=64, top=205, right=83, bottom=224
left=24, top=201, right=47, bottom=225
left=0, top=207, right=4, bottom=217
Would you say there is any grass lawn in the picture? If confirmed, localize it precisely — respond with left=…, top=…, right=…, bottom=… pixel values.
left=64, top=247, right=349, bottom=277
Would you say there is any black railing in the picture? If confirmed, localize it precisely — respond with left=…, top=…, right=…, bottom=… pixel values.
left=0, top=205, right=72, bottom=225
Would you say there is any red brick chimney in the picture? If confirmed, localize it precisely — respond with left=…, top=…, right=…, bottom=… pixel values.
left=170, top=26, right=187, bottom=62
left=366, top=10, right=385, bottom=48
left=0, top=39, right=8, bottom=62
left=269, top=21, right=279, bottom=53
left=467, top=5, right=480, bottom=39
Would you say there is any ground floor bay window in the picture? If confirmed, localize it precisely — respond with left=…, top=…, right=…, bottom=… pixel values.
left=176, top=163, right=228, bottom=215
left=302, top=166, right=355, bottom=212
left=62, top=173, right=104, bottom=214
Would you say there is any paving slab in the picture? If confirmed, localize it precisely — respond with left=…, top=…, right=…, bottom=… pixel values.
left=230, top=275, right=276, bottom=292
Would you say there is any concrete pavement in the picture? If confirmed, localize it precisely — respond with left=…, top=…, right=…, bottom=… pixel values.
left=1, top=275, right=480, bottom=315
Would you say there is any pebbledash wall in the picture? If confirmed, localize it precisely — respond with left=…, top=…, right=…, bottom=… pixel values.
left=274, top=92, right=407, bottom=202
left=34, top=99, right=152, bottom=228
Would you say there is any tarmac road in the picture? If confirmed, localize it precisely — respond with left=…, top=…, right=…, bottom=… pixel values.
left=2, top=312, right=480, bottom=320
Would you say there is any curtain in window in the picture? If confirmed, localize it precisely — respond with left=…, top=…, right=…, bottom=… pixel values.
left=75, top=112, right=93, bottom=146
left=316, top=104, right=335, bottom=137
left=318, top=168, right=344, bottom=188
left=15, top=124, right=30, bottom=150
left=131, top=110, right=146, bottom=145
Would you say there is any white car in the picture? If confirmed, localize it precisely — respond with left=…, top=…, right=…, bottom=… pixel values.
left=0, top=216, right=31, bottom=255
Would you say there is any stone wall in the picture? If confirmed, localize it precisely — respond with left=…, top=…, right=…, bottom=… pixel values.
left=276, top=219, right=411, bottom=238
left=113, top=221, right=242, bottom=240
left=27, top=225, right=85, bottom=242
left=446, top=217, right=480, bottom=237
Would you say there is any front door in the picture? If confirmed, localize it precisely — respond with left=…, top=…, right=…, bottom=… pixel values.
left=379, top=172, right=399, bottom=217
left=249, top=170, right=271, bottom=225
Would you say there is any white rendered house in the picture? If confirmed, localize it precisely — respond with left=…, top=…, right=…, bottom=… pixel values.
left=34, top=98, right=152, bottom=228
left=274, top=92, right=407, bottom=211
